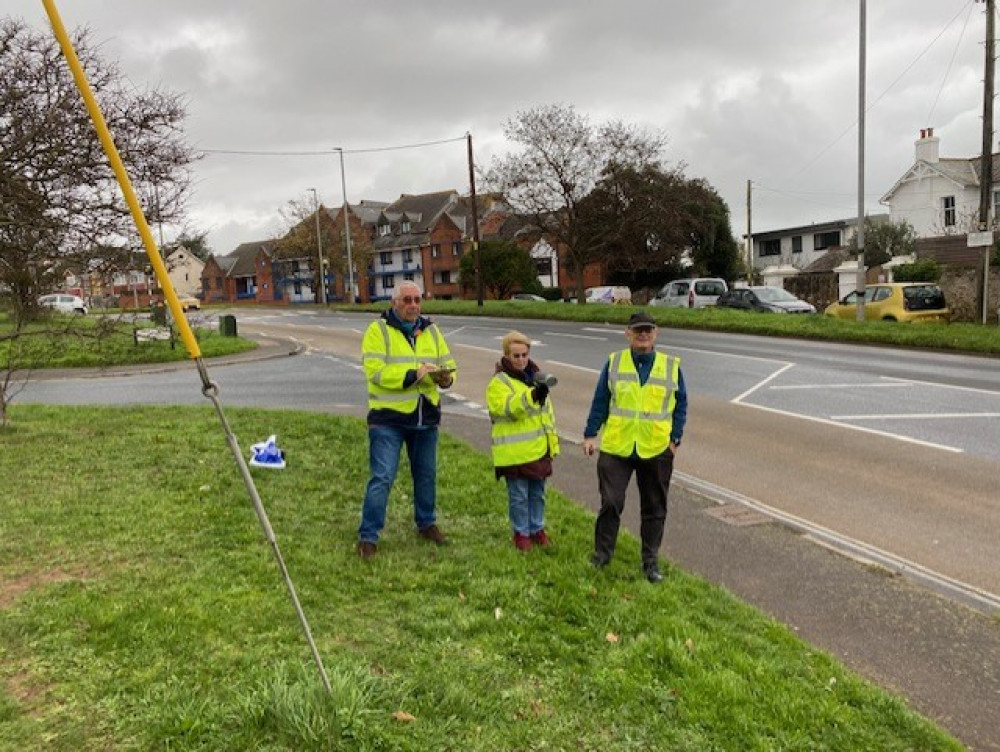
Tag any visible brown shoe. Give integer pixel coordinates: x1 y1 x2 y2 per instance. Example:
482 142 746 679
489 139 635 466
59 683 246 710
418 524 447 545
357 541 377 559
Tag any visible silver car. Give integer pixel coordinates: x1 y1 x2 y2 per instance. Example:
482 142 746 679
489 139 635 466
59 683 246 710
649 278 728 308
38 294 88 315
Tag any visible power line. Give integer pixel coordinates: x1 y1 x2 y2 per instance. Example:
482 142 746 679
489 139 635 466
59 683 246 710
926 1 977 125
200 135 467 158
787 0 977 182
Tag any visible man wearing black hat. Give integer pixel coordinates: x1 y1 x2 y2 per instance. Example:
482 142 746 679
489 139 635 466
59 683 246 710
582 311 687 583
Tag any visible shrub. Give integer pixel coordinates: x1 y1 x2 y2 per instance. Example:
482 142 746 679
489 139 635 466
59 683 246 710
893 259 941 282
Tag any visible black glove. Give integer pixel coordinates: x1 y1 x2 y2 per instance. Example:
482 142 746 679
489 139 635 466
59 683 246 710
532 383 549 405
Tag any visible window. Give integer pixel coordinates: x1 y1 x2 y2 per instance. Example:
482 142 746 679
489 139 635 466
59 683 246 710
791 235 802 254
942 196 956 227
872 287 892 302
401 220 411 233
402 249 413 263
437 270 451 285
379 252 392 266
994 190 1000 221
431 244 441 258
760 239 780 256
535 257 552 276
452 242 462 256
382 275 394 289
814 231 841 250
378 224 391 237
404 273 415 282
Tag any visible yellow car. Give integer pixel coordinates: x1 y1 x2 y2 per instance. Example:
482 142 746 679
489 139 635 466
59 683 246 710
178 296 201 312
824 283 950 323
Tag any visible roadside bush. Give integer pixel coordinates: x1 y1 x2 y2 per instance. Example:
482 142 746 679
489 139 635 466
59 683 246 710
893 259 941 282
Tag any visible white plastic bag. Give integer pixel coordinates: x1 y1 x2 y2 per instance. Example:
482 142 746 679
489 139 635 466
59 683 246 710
249 434 286 469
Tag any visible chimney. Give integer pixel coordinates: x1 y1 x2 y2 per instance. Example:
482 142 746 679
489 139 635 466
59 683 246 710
915 127 939 163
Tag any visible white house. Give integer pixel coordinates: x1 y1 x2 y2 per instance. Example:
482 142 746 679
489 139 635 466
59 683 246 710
165 246 205 298
880 127 1000 236
751 215 887 273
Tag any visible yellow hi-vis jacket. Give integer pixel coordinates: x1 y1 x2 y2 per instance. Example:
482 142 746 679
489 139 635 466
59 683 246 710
487 372 560 468
600 349 680 459
362 317 457 415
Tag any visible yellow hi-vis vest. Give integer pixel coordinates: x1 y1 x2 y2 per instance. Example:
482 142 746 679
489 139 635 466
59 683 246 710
600 349 679 459
362 319 457 413
487 372 560 467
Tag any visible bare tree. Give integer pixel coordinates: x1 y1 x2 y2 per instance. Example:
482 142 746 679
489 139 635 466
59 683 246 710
484 104 666 302
1 16 197 422
1 17 198 313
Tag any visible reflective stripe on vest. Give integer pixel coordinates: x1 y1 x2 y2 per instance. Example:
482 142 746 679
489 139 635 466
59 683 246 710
600 349 679 459
487 372 559 467
365 320 455 412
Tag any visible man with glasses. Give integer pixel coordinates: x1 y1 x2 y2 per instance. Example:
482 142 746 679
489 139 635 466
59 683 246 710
582 312 687 583
357 282 457 558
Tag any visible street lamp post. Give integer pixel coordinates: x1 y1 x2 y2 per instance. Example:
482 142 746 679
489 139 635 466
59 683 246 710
309 187 326 305
334 148 354 303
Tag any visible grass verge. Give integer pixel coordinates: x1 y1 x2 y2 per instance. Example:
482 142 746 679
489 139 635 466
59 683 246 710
336 299 1000 357
0 314 257 369
0 405 962 751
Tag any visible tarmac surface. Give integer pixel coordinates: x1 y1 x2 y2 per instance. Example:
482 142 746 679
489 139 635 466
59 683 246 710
28 334 1000 750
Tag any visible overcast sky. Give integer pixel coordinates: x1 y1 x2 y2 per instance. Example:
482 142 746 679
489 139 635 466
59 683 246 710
8 1 995 255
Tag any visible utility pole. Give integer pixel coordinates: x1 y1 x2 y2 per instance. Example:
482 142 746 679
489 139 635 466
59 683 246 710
335 148 355 304
855 0 868 322
745 179 753 282
309 188 326 305
467 132 484 307
976 0 995 324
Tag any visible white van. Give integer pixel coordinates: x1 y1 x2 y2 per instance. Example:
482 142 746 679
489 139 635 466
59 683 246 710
649 278 728 308
585 286 632 305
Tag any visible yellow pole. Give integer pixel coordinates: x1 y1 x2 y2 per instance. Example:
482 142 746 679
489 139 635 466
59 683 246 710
41 0 201 358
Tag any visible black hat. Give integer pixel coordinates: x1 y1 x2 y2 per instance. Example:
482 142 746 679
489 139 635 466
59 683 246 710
627 312 657 329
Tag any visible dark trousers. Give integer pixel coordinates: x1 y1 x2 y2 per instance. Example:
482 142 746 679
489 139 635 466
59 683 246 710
594 449 674 567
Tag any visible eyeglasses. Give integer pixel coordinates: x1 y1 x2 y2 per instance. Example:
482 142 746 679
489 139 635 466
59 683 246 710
399 296 421 304
509 351 530 359
630 326 655 334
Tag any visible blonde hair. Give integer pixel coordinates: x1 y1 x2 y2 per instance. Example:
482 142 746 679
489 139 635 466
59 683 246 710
501 330 531 357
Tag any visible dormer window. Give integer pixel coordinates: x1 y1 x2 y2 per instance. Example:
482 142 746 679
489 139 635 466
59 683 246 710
379 224 391 237
401 220 411 233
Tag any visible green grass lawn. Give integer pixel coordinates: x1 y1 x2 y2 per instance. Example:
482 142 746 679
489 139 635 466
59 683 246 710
0 406 963 751
0 313 257 369
338 299 1000 357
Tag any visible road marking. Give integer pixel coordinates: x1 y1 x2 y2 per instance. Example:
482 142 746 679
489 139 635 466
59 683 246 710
734 402 964 452
883 375 1000 396
667 344 789 365
769 382 911 390
564 330 613 340
833 412 1000 420
732 363 795 403
546 360 599 373
676 471 1000 614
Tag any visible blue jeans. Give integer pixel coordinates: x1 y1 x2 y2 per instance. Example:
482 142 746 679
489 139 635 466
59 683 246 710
505 477 546 536
359 425 438 543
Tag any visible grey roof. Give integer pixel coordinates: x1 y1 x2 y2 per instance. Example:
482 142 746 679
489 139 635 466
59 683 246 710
753 214 889 240
881 153 1000 202
220 240 274 277
801 248 851 274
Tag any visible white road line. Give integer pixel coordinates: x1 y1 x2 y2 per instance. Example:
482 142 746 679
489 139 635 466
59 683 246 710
732 363 796 403
561 330 613 340
882 375 1000 396
735 401 964 452
667 345 790 365
545 360 600 373
769 382 911 390
833 412 1000 421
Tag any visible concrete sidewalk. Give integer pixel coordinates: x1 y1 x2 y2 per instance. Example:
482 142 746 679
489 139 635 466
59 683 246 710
441 412 1000 751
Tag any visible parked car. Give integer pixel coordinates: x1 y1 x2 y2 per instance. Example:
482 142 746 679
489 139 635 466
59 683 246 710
178 295 201 312
717 286 816 314
38 294 88 315
585 286 632 305
510 293 546 302
824 283 950 323
649 278 728 308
